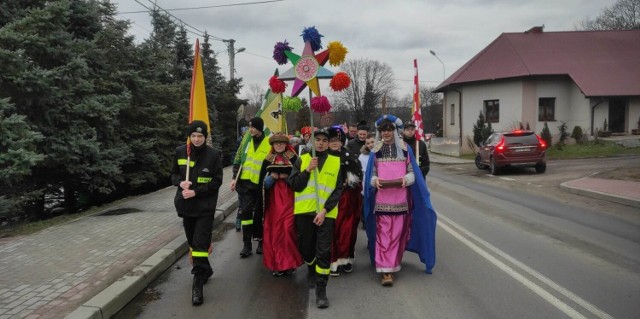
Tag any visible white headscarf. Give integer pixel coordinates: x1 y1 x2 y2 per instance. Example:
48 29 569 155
373 114 407 160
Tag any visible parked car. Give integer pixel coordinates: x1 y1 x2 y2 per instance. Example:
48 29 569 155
475 130 547 175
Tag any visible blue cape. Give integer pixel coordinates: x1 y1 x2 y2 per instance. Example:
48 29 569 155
363 146 437 273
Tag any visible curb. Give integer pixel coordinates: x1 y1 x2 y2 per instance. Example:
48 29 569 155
560 181 640 209
65 198 238 319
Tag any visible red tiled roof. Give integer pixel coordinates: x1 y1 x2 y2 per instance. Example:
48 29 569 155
436 29 640 97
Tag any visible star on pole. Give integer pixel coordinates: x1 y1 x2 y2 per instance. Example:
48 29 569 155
278 41 334 97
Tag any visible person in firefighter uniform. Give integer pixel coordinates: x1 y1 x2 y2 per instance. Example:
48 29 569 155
287 128 344 309
231 117 270 257
171 120 223 305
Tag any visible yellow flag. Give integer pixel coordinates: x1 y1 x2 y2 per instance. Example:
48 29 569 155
189 38 210 129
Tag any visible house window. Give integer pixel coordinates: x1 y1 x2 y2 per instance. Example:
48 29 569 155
484 100 499 123
538 98 555 121
450 104 455 125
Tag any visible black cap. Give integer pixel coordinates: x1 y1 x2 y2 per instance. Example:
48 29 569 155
249 117 264 132
187 120 208 138
403 121 416 128
314 128 330 139
328 126 346 144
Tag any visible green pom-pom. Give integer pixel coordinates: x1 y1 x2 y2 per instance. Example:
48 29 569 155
283 96 302 111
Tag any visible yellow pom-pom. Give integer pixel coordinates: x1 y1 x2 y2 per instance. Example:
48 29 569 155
328 41 348 66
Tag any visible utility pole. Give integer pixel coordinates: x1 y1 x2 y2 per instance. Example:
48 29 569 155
223 39 245 81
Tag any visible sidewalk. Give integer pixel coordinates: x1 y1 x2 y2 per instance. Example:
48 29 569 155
0 168 238 319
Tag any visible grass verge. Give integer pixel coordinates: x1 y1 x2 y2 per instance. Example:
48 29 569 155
547 140 640 159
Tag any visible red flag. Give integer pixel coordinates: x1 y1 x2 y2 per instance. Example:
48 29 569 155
412 59 424 141
187 39 210 156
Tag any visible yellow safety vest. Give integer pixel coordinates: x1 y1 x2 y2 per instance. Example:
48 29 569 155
240 136 271 184
294 153 340 219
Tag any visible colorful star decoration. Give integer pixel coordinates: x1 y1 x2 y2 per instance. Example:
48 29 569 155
271 26 350 115
278 41 333 97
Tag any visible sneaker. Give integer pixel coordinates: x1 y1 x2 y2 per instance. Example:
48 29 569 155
329 270 340 277
255 241 263 255
272 271 284 276
381 273 393 287
284 269 296 276
342 263 353 273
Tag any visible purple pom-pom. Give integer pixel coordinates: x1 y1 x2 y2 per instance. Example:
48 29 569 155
273 40 293 65
301 26 324 52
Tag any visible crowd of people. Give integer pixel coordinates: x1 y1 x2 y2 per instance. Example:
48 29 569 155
171 115 437 308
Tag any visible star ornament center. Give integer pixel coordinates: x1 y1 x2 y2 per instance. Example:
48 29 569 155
295 56 319 82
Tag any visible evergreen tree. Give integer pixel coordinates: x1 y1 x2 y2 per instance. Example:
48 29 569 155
473 111 492 146
174 25 193 82
0 0 131 216
201 32 226 151
541 122 553 147
0 98 45 220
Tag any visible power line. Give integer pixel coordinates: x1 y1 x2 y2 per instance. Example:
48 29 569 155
131 0 224 41
119 0 284 14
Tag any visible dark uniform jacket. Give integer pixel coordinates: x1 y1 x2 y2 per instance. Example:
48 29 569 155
171 144 223 217
402 136 430 177
346 138 365 158
339 147 363 189
287 150 344 214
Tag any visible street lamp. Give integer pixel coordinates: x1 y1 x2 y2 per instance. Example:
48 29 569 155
429 50 445 81
224 39 245 81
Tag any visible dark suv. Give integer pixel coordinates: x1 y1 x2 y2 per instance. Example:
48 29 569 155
475 130 547 175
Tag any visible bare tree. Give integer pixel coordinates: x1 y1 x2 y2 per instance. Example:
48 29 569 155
243 84 265 117
577 0 640 30
336 58 397 124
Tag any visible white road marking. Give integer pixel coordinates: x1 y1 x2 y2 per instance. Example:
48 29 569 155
438 214 614 319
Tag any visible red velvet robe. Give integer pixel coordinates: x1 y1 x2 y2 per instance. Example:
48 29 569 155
262 152 303 272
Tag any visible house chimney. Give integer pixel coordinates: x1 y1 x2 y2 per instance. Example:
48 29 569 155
525 25 544 34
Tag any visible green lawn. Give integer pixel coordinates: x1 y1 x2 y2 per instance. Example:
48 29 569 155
458 140 640 161
546 140 640 159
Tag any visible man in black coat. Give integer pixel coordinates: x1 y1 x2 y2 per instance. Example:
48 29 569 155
171 120 223 306
402 121 430 177
346 120 369 156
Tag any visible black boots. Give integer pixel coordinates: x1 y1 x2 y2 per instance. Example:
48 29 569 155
239 241 252 258
315 285 329 309
255 241 263 255
192 276 204 305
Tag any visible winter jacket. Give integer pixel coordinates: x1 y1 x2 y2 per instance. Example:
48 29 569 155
171 144 223 217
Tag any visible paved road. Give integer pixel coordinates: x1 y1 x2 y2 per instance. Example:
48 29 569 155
2 155 639 319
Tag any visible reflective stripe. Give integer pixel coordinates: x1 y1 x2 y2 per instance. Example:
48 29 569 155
177 158 195 167
294 154 340 218
197 177 212 183
305 258 317 266
316 265 330 275
241 220 254 226
240 138 271 184
191 251 209 257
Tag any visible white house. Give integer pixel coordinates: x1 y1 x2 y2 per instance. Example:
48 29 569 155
434 27 640 156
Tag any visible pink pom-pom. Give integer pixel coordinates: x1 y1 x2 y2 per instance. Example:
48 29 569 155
310 96 332 114
330 72 351 91
269 75 287 93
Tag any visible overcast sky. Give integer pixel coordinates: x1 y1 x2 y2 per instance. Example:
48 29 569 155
114 0 615 100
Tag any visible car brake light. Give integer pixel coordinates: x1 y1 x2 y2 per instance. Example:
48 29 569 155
495 136 505 153
536 135 547 149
